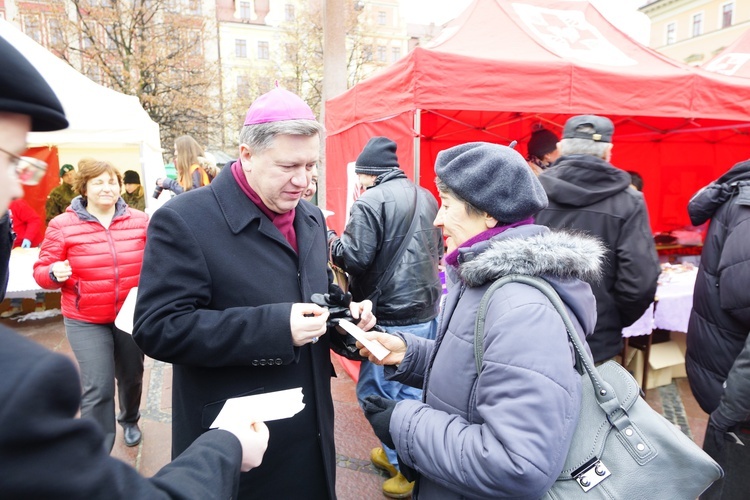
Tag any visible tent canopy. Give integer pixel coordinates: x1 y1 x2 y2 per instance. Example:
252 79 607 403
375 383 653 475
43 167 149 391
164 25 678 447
325 0 750 235
702 26 750 79
0 19 165 214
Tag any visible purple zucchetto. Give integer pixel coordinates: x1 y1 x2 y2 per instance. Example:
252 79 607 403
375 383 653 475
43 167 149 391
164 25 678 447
243 86 315 126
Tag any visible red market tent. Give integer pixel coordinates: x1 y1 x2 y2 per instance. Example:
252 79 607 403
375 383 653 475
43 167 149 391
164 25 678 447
324 0 750 236
702 26 750 79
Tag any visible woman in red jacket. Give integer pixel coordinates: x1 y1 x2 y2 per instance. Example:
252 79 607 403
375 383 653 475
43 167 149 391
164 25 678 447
33 158 148 452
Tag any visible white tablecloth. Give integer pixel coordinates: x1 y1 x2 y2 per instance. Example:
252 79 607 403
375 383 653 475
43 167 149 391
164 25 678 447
5 248 49 299
622 269 697 337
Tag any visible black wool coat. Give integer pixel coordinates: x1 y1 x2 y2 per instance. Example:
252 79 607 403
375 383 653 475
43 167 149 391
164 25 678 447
0 325 243 498
133 166 336 499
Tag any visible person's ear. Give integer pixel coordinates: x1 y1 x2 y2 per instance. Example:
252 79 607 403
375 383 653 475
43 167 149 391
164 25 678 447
485 214 498 228
239 144 253 172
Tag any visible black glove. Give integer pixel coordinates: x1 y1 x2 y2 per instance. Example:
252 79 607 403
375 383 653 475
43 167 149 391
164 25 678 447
397 455 418 482
706 410 737 453
362 395 396 449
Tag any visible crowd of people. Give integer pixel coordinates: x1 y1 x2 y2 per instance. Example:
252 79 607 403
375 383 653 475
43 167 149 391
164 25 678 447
1 26 748 500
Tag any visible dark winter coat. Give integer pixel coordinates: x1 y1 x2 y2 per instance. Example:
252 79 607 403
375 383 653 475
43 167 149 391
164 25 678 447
133 166 337 499
0 325 245 498
45 181 76 224
536 154 660 362
329 169 443 326
686 160 750 417
386 225 603 499
0 213 12 301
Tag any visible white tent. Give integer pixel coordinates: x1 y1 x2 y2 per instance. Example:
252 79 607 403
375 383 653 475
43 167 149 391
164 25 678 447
0 19 166 210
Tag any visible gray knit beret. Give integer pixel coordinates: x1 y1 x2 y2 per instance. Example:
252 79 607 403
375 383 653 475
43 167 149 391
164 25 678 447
354 137 399 176
435 142 548 223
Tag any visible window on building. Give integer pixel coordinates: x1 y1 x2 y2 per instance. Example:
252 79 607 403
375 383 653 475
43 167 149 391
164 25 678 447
187 29 202 56
377 45 386 62
258 41 269 59
285 43 296 62
240 1 252 19
85 65 102 84
48 17 64 46
105 25 117 49
666 22 676 45
378 11 386 25
235 39 247 58
187 0 201 15
165 0 180 13
722 3 734 29
392 46 401 62
692 13 703 37
285 4 295 21
237 75 250 98
23 15 42 44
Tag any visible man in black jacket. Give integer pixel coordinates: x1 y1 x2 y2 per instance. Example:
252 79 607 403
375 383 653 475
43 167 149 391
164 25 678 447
536 115 660 363
686 161 750 499
329 136 443 498
0 34 269 499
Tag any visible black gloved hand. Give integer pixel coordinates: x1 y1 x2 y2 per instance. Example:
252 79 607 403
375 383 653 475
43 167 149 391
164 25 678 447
706 409 736 453
362 395 397 449
397 455 418 482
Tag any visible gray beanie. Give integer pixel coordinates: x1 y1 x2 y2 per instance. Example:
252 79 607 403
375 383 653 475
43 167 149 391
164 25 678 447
435 142 548 223
354 137 399 176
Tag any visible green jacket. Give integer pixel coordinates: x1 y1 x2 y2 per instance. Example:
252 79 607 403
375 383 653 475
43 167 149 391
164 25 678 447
122 187 146 212
45 183 76 224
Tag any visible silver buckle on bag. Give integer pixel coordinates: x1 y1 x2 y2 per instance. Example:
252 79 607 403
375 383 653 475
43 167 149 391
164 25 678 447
572 457 611 492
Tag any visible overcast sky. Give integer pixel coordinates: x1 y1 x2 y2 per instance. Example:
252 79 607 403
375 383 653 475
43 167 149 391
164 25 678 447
401 0 651 44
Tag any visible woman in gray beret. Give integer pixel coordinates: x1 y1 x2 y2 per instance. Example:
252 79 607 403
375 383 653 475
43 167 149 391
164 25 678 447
359 142 605 499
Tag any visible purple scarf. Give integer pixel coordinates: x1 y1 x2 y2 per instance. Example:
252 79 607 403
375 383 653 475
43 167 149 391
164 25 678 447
231 161 297 253
444 217 534 268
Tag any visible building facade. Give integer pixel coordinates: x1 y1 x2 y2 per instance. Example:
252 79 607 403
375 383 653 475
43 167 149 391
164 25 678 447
640 0 750 65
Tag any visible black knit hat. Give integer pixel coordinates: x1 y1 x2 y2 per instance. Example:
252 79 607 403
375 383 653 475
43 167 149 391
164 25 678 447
123 170 141 184
435 142 548 224
354 137 399 176
563 115 614 143
527 127 559 159
0 36 68 132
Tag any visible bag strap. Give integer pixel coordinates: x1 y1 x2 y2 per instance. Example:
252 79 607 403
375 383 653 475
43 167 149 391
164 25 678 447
473 274 622 414
371 186 421 292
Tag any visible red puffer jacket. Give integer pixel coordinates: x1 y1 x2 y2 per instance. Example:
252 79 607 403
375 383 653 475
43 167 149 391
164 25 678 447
33 198 148 324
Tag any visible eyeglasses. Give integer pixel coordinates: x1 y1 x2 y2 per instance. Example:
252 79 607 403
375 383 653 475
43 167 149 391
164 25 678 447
0 146 48 186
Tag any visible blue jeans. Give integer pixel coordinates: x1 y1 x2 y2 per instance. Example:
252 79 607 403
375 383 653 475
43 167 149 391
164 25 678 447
357 319 438 469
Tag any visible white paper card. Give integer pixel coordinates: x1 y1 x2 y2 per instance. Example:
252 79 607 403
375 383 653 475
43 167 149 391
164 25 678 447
337 319 390 361
115 287 138 334
210 388 305 429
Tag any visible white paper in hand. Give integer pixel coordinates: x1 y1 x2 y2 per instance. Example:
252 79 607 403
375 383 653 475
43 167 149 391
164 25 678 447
337 319 390 360
210 387 305 430
114 287 138 334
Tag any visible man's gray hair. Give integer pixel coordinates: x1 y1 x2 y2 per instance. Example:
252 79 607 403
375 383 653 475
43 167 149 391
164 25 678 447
239 119 325 154
558 137 611 159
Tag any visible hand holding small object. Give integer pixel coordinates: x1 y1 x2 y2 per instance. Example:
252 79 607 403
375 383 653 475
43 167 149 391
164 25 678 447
290 303 329 346
52 260 72 282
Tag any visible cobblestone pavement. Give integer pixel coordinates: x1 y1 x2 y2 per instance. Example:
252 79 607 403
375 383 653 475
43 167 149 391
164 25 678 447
1 312 708 500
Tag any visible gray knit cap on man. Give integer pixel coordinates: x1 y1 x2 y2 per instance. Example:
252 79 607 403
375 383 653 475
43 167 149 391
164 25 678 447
536 114 660 363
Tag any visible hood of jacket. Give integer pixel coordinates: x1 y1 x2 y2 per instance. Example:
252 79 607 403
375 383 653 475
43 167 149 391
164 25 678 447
455 225 604 336
371 168 406 187
540 154 631 207
689 160 750 226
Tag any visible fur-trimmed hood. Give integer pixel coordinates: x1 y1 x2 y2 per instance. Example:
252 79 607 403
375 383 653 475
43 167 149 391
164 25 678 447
456 225 605 288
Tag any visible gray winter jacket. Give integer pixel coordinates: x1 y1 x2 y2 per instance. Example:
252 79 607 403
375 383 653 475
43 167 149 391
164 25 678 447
686 160 750 420
385 225 603 499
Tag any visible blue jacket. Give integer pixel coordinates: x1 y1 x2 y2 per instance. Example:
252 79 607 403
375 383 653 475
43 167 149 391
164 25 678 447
386 225 603 499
